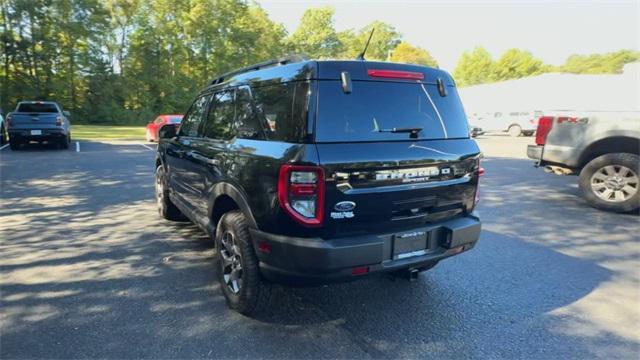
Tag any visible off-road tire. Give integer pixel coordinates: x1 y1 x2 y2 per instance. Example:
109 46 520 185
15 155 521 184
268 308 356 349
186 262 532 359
579 153 640 213
215 210 271 316
155 165 187 221
508 125 522 137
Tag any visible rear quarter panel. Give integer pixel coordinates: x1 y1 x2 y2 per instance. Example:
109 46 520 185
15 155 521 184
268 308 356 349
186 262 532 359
222 139 320 236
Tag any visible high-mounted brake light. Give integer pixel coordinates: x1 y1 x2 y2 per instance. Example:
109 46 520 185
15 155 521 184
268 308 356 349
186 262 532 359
278 165 325 227
367 69 424 80
535 116 554 145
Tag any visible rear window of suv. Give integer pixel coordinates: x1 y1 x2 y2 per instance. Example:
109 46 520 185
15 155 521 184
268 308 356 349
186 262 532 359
17 103 58 113
315 81 470 142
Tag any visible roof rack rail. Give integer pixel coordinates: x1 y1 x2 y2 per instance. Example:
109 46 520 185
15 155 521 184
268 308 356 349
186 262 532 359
209 55 308 86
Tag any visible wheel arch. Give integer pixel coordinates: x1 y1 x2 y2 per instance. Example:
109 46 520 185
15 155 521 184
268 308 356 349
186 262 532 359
578 136 640 168
155 155 163 170
208 182 258 234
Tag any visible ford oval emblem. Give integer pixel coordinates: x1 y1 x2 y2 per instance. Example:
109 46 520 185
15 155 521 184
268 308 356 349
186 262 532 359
334 201 356 212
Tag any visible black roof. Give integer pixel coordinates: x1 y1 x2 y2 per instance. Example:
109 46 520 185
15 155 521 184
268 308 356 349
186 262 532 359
204 57 455 92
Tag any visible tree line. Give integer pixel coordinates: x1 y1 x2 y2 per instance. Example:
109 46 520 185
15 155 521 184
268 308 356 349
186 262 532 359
453 47 639 87
1 1 638 124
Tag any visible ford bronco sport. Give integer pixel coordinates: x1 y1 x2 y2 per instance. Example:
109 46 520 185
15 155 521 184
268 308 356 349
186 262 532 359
155 57 483 314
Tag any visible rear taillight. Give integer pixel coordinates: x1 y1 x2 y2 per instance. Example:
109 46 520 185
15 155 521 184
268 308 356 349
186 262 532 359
535 116 554 145
367 69 425 80
55 116 63 126
278 165 325 227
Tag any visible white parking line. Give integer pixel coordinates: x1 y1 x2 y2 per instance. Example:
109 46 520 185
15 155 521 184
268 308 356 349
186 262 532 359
0 144 9 151
139 143 155 151
75 142 80 152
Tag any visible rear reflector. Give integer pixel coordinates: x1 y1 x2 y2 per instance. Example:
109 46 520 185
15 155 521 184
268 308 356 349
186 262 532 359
367 69 424 80
257 241 272 254
351 266 370 276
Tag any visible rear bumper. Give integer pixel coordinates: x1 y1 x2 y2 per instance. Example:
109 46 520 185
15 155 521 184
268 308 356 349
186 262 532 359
9 128 67 141
250 213 481 285
527 145 543 161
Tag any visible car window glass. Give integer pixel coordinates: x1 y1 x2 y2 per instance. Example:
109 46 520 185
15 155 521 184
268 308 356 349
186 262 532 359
316 80 469 142
179 95 209 137
204 90 235 140
234 86 263 140
251 81 309 142
17 103 58 113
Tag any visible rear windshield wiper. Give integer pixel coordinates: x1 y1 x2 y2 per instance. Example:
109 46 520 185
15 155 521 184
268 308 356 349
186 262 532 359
372 118 422 138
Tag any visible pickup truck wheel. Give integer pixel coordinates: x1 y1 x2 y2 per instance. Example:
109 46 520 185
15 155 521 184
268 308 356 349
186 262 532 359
9 138 21 151
215 210 270 316
508 125 522 137
579 153 640 213
155 165 187 221
0 124 6 145
60 134 70 149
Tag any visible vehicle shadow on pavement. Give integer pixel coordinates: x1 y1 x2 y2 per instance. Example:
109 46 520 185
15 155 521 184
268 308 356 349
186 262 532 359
252 230 622 358
1 145 637 359
249 156 638 358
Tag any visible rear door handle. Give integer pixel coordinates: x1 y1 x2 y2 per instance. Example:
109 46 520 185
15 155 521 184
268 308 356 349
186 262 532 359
188 151 220 166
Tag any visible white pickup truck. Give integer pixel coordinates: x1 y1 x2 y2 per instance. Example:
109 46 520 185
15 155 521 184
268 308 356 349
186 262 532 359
527 111 640 213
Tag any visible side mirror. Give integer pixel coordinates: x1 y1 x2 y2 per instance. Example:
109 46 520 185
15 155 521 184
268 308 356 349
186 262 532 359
63 111 71 117
159 123 179 139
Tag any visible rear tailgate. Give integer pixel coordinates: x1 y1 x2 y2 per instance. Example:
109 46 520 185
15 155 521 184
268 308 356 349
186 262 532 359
9 113 59 129
317 140 480 236
313 70 480 237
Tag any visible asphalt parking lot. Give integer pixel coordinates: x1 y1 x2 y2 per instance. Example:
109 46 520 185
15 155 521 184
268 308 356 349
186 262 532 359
1 136 638 359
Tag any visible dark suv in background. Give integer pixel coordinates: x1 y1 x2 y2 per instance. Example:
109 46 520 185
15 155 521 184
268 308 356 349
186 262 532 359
155 57 483 315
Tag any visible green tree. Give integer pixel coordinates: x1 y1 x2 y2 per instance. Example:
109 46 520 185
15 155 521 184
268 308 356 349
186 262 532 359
560 50 640 74
491 48 547 81
289 7 341 59
340 21 401 60
453 47 494 87
390 41 437 67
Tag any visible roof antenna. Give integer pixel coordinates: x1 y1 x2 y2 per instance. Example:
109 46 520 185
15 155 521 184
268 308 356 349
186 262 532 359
356 28 375 61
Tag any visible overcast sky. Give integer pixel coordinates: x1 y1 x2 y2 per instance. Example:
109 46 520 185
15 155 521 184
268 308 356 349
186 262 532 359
257 0 640 71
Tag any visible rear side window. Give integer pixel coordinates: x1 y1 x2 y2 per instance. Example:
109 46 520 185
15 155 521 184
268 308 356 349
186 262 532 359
315 81 469 142
234 86 263 140
204 90 235 140
17 103 58 113
251 81 310 142
179 95 210 137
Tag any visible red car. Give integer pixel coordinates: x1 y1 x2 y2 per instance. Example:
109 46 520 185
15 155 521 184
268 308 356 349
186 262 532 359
146 115 183 142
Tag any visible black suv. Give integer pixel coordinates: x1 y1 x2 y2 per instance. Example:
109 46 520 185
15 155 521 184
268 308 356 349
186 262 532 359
155 57 482 314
